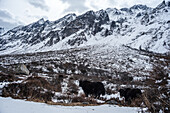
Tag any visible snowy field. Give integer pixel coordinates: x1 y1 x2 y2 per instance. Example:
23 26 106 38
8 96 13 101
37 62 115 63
0 97 140 113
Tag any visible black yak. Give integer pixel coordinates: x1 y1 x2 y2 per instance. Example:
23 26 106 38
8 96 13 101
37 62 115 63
119 88 131 97
119 88 142 103
92 82 105 98
79 80 93 97
79 80 105 98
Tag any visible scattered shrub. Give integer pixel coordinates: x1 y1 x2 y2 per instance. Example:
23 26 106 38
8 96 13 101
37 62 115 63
2 76 55 102
72 96 87 103
143 58 169 113
0 72 17 82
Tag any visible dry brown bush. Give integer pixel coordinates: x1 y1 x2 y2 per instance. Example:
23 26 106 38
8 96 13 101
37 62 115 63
2 76 55 102
72 96 88 103
67 79 79 95
0 72 17 82
47 66 54 72
49 75 62 92
143 57 170 113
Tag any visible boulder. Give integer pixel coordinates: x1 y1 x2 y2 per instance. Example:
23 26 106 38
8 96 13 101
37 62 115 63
106 100 118 105
16 64 30 75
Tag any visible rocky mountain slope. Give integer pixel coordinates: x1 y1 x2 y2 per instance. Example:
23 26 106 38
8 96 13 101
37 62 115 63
0 1 170 55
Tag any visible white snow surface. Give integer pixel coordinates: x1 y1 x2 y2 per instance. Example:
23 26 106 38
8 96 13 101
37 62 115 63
0 97 140 113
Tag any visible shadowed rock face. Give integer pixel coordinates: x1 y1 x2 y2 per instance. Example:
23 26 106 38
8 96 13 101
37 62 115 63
61 10 109 38
45 31 60 46
130 5 150 10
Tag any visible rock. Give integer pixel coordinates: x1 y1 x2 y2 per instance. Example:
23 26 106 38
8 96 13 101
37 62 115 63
45 31 60 46
141 13 149 25
68 36 87 46
16 64 30 75
92 23 103 35
110 21 116 30
136 13 142 17
155 0 166 10
117 72 133 82
106 100 118 105
168 1 170 7
82 102 89 105
130 5 150 10
103 29 112 37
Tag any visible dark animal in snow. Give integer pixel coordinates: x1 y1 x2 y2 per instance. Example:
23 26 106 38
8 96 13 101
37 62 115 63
119 88 142 103
79 80 105 98
119 88 131 97
92 82 105 98
79 80 93 97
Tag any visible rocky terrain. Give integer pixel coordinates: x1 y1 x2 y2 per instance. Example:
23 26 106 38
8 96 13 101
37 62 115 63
0 44 169 112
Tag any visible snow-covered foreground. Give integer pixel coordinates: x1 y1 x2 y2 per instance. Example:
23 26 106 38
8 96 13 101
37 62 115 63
0 97 140 113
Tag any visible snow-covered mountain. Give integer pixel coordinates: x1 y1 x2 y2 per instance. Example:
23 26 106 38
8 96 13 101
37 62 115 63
0 1 170 55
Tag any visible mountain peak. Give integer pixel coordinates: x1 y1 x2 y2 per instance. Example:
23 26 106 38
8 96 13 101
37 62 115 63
64 13 76 18
106 8 122 15
155 0 166 9
53 13 76 25
37 18 45 25
130 4 150 10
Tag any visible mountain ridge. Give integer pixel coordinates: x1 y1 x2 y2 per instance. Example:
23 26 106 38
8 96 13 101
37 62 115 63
0 1 170 55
